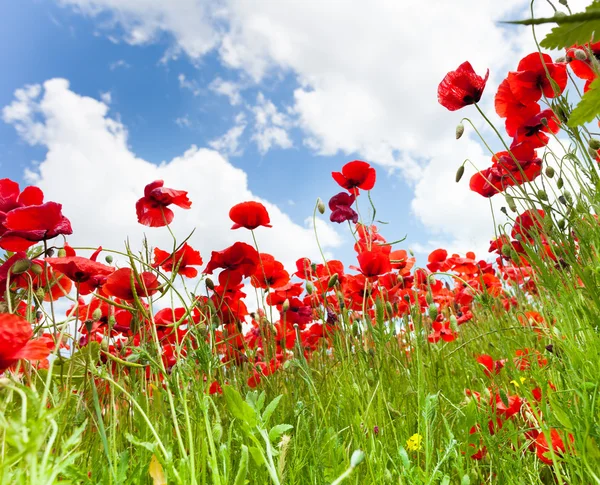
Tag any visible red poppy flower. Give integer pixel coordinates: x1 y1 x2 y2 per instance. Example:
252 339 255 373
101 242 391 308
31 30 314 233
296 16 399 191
103 267 160 301
512 209 545 240
203 242 260 284
535 429 573 464
567 42 600 89
0 313 51 373
229 201 272 230
250 253 290 289
153 243 203 278
437 61 489 111
332 160 376 195
476 354 506 377
0 202 73 251
427 248 449 272
356 250 391 278
46 252 114 295
495 78 541 136
329 192 358 224
508 53 568 104
136 180 191 227
0 179 44 213
427 320 456 343
514 109 561 148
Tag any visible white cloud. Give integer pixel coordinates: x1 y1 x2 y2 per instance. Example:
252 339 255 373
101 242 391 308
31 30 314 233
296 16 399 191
55 0 592 253
250 93 292 154
209 77 243 106
175 115 191 127
2 79 342 272
177 73 202 96
209 113 246 156
109 59 130 70
99 91 112 104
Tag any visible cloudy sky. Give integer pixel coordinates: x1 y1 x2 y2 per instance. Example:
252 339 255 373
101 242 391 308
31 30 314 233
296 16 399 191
0 0 589 270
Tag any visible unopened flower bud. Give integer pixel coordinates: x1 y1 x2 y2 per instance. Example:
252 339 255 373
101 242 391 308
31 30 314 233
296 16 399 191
306 281 314 295
505 194 517 213
35 287 45 299
455 122 465 139
92 308 103 321
425 292 434 305
557 219 566 230
45 248 55 257
540 117 548 127
385 301 394 317
501 244 512 257
588 146 599 159
557 177 564 189
589 139 600 150
428 304 438 320
561 191 573 205
327 273 338 288
11 258 32 275
205 278 215 290
105 255 113 264
57 248 67 258
574 49 587 60
537 190 548 201
30 263 43 276
558 0 568 5
84 319 94 333
545 166 555 178
500 206 508 215
317 198 326 215
350 450 365 468
282 298 290 312
555 56 566 63
455 165 465 183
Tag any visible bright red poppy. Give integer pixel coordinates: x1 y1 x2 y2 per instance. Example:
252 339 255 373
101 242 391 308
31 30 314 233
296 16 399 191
427 320 456 343
0 202 73 251
495 78 541 136
0 313 51 373
508 53 568 104
437 61 489 111
332 160 376 195
203 242 260 285
229 201 272 230
46 252 114 295
514 109 561 148
136 180 191 227
511 209 545 240
153 243 203 278
329 192 358 224
0 179 44 213
250 253 290 289
535 429 573 464
567 42 600 90
103 267 160 301
356 250 391 278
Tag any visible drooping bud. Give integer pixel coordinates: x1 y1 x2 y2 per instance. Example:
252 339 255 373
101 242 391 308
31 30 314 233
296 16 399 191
557 219 566 230
316 198 326 215
57 248 67 258
500 206 508 215
385 301 394 317
45 248 55 258
589 139 600 150
30 263 43 276
557 177 564 189
558 0 568 5
428 304 438 320
537 190 548 201
560 191 573 206
455 165 465 183
505 194 517 213
455 122 465 140
555 56 567 63
92 308 103 321
574 49 587 61
105 255 113 264
10 258 32 275
306 281 314 295
449 315 459 332
545 166 555 178
205 278 215 291
84 319 94 333
327 273 338 288
425 292 434 305
282 298 290 312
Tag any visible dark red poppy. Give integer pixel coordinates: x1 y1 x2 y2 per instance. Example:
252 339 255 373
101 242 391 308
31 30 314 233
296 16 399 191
356 250 391 278
153 243 203 278
508 53 568 104
329 192 358 224
136 180 191 227
103 267 160 301
332 160 376 195
495 78 541 136
229 201 272 230
437 61 489 111
0 313 51 373
203 242 260 284
514 109 561 148
0 202 72 251
46 252 114 295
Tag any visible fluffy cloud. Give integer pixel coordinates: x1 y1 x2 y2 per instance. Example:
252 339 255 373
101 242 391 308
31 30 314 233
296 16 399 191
54 0 592 254
2 79 342 272
209 113 247 156
250 93 293 154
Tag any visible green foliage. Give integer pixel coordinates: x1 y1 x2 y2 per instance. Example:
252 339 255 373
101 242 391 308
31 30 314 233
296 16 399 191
540 2 600 50
568 77 600 127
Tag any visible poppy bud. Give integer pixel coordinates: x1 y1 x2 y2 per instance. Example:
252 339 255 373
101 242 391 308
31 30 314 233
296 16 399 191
540 117 548 127
501 244 512 257
10 258 32 275
403 294 411 302
57 248 67 258
30 263 43 276
537 190 548 201
45 248 55 257
327 273 338 288
449 315 459 332
500 206 508 215
560 191 573 205
84 319 94 333
428 304 438 320
92 308 102 321
455 122 465 139
317 198 326 215
425 292 433 305
574 49 587 60
505 194 517 213
557 177 564 189
105 255 113 264
589 139 600 150
588 146 599 159
306 281 314 295
557 219 566 230
350 450 365 468
545 166 555 178
282 298 290 312
455 165 465 183
35 288 45 299
205 277 215 290
385 301 394 317
555 56 566 63
558 0 567 5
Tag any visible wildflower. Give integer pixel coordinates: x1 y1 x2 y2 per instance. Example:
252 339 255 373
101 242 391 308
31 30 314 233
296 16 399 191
495 78 541 136
0 313 51 373
535 429 573 464
136 180 191 227
437 61 489 111
103 267 160 301
46 248 114 295
153 243 203 278
406 433 423 451
203 242 260 285
332 160 376 195
356 250 391 278
229 201 272 230
508 53 568 104
329 192 358 224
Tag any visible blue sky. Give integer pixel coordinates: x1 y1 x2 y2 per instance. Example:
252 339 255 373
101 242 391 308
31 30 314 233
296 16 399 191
0 0 585 270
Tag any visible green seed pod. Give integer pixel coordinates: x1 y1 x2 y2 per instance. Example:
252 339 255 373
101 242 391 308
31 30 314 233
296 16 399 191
105 255 113 264
385 301 394 317
35 287 45 300
455 165 465 183
282 298 290 312
589 139 600 150
30 263 43 276
557 177 564 189
545 166 555 178
537 190 548 201
316 198 326 215
455 122 465 140
501 244 512 257
57 248 67 258
10 258 32 275
327 273 338 288
205 277 215 290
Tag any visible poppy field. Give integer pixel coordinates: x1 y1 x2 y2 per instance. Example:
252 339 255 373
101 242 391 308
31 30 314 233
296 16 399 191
2 4 600 485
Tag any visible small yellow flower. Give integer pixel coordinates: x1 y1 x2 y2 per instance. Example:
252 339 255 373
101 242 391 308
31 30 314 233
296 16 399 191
510 377 527 388
406 433 423 451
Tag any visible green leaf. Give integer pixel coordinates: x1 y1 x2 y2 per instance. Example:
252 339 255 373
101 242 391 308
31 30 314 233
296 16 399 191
261 394 283 425
223 386 258 427
233 445 249 485
541 3 600 50
248 446 266 467
568 77 600 127
268 424 293 442
125 432 157 453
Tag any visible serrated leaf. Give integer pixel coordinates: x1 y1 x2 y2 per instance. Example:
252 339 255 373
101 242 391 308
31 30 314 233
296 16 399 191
268 423 293 442
568 77 600 127
149 454 167 485
125 432 157 453
233 445 249 485
261 394 283 425
541 3 600 50
223 386 258 427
